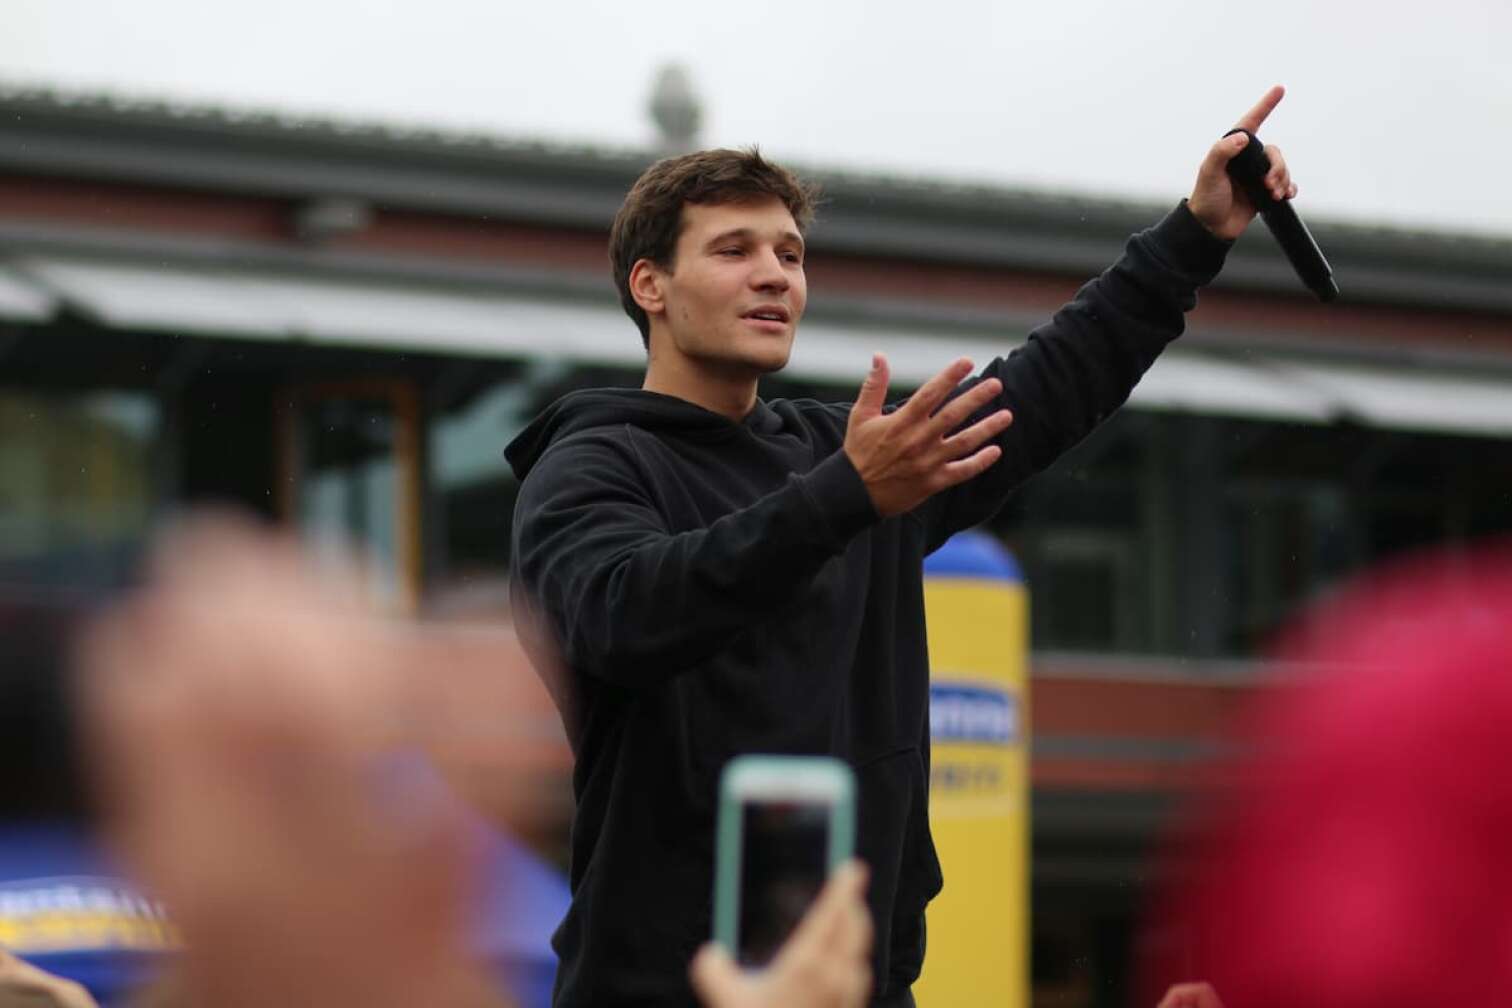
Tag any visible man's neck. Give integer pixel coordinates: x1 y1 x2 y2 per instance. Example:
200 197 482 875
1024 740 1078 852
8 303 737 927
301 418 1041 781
642 354 758 422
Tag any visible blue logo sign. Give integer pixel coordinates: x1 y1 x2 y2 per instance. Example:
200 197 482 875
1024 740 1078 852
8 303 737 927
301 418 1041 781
930 683 1019 745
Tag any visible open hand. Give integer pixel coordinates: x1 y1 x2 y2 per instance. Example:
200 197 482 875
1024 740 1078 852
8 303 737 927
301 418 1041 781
1188 86 1297 241
843 354 1014 518
79 518 511 1008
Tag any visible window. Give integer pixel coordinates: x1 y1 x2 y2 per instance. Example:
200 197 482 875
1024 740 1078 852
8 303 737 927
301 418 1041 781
0 389 158 563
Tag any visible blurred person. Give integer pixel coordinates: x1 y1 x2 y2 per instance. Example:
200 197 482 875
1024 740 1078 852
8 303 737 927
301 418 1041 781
71 520 872 1008
1139 539 1512 1007
0 568 176 1007
507 89 1299 1005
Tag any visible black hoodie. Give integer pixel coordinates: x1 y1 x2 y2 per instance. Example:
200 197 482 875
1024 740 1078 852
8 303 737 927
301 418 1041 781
506 203 1229 1006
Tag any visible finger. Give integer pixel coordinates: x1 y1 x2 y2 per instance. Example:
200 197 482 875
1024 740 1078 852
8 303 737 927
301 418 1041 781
845 961 874 1008
926 377 1002 436
939 444 1003 486
939 409 1014 459
837 885 874 965
899 358 974 421
688 944 742 1003
779 860 865 962
1202 130 1251 175
57 979 102 1008
831 861 871 964
1159 982 1223 1008
1234 84 1285 134
1263 144 1290 200
851 353 890 422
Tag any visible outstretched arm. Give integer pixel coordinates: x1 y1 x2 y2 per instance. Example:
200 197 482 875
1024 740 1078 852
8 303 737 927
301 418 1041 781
901 87 1297 543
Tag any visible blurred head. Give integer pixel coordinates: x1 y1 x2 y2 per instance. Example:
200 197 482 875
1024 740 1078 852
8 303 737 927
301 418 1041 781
1145 540 1512 1008
610 148 818 367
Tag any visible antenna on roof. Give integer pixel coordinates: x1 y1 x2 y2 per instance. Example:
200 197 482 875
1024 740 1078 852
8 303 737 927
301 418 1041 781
648 63 702 154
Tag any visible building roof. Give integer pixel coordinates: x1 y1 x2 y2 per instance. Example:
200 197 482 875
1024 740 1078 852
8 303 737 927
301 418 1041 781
1 82 1509 314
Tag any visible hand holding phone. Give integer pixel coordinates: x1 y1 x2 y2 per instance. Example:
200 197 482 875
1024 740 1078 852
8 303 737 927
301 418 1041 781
692 861 872 1008
713 756 856 968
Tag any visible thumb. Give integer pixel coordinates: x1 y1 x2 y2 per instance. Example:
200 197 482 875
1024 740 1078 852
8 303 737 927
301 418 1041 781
689 943 742 1004
1206 129 1251 172
852 353 889 420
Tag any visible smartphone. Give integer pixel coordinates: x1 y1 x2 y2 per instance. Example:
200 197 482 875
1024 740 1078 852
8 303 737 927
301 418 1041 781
713 755 856 967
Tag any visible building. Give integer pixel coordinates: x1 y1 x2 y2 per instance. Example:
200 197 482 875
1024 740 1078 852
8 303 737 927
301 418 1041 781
3 84 1509 1005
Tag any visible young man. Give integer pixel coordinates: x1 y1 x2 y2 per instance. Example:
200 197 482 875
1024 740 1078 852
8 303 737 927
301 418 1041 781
507 89 1297 1006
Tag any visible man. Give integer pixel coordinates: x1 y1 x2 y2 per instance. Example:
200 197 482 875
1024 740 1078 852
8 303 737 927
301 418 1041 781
507 88 1297 1006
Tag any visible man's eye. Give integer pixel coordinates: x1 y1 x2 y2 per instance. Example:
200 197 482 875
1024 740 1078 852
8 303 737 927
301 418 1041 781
782 252 803 264
718 248 744 257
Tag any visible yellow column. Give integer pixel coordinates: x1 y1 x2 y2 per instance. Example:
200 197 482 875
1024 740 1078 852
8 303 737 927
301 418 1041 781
915 532 1029 1008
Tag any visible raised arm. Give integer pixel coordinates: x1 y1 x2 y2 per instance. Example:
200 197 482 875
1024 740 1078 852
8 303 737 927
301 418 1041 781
904 87 1296 542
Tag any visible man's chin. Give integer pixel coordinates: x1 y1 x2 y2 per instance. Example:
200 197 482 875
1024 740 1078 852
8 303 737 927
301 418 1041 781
697 347 792 380
753 351 791 375
747 339 795 375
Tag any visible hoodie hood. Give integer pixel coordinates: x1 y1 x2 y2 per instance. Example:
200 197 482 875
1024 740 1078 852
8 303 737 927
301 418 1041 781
505 388 786 481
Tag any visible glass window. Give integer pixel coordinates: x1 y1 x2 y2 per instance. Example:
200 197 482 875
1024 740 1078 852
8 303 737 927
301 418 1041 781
283 384 420 612
425 361 643 609
0 389 158 563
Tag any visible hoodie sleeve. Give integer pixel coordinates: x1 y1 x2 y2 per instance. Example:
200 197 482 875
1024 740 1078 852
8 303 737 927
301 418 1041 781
913 201 1230 549
512 432 879 688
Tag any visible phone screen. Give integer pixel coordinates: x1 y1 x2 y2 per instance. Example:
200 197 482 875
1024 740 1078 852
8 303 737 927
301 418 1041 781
737 799 831 967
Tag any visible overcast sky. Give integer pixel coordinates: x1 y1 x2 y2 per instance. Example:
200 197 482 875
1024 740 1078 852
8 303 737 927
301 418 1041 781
4 0 1509 236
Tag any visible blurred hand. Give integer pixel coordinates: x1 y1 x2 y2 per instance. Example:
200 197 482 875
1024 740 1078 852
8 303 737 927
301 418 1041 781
0 948 100 1008
79 517 514 1008
1187 86 1297 241
688 861 873 1008
1157 981 1226 1008
844 354 1014 517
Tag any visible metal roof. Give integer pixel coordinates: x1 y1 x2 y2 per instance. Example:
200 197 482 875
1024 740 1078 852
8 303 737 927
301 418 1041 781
0 81 1509 312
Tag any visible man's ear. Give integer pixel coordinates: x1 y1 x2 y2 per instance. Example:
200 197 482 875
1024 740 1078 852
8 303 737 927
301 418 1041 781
628 259 667 318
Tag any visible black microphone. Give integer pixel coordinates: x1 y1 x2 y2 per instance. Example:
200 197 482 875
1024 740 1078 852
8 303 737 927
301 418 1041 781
1222 127 1339 302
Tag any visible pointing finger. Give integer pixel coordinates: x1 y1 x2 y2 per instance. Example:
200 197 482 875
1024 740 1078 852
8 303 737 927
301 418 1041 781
1234 84 1285 134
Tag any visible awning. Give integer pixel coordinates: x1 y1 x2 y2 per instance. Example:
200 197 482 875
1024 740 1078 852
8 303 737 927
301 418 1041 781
0 265 54 320
1264 358 1512 437
16 256 648 367
14 254 1512 437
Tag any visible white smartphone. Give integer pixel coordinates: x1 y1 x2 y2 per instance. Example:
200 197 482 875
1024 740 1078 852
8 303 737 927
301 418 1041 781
712 755 856 967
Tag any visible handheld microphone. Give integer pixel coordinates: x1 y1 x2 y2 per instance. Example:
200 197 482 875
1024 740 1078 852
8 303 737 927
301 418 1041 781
1223 128 1339 302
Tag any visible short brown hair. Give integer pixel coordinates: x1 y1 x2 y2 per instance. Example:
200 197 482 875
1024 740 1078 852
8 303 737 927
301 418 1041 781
609 147 820 347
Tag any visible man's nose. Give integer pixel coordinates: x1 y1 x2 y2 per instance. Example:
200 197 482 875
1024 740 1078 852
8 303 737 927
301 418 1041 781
749 249 789 291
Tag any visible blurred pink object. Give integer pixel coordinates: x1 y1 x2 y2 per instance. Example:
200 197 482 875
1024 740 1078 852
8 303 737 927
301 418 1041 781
1143 539 1512 1008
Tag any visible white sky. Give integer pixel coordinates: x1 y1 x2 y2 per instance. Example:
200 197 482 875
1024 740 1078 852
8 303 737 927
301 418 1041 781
4 0 1510 236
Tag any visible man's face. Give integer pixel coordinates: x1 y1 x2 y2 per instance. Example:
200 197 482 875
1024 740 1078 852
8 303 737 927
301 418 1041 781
646 197 807 378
